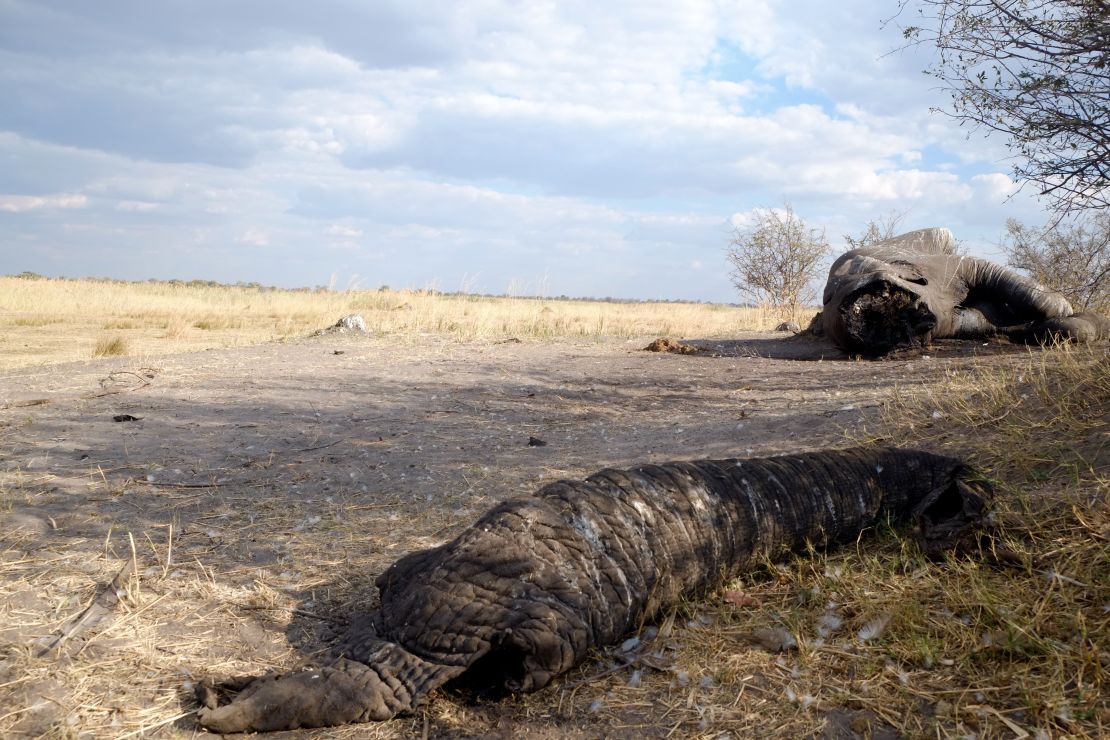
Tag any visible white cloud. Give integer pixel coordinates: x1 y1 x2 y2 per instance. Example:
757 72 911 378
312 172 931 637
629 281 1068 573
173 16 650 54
0 193 88 212
0 0 1059 301
326 224 363 237
237 228 270 247
971 173 1020 200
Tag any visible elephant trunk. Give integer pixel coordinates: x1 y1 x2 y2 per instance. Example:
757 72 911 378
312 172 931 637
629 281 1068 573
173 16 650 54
196 447 989 733
1003 312 1110 344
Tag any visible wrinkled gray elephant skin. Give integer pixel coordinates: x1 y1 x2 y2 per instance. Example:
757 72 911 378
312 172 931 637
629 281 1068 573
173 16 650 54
197 447 987 732
815 227 1109 355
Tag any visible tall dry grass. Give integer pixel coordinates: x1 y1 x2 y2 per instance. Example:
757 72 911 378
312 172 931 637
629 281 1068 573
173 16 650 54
0 276 798 370
91 336 129 358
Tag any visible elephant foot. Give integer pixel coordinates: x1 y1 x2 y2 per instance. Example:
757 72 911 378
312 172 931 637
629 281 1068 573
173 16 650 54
840 282 936 355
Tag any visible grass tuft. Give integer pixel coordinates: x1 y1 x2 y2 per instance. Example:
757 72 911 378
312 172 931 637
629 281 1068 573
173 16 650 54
91 335 129 358
10 314 64 327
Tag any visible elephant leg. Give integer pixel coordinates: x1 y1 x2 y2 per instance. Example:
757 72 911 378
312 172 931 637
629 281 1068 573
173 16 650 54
196 642 466 732
1005 312 1110 345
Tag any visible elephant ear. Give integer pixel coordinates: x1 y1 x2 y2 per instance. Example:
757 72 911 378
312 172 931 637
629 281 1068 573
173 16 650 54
870 227 958 257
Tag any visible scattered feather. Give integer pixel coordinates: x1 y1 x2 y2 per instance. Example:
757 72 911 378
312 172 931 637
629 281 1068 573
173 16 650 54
816 613 843 638
884 661 910 686
857 613 891 643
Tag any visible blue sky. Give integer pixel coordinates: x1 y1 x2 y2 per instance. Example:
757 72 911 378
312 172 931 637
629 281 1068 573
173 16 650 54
0 0 1045 302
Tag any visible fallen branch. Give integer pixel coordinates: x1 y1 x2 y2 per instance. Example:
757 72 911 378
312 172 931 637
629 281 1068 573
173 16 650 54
294 439 344 453
1 368 159 410
36 559 136 657
0 398 51 410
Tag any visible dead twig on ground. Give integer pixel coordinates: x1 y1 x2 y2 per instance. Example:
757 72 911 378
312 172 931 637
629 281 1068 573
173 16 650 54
231 603 341 622
36 558 136 657
1 368 159 410
294 439 344 453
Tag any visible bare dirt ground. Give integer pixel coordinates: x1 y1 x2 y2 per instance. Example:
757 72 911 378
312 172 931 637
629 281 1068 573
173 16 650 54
0 331 1040 738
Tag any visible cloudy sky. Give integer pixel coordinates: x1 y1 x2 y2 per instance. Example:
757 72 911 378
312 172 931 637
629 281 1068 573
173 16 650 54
0 0 1044 302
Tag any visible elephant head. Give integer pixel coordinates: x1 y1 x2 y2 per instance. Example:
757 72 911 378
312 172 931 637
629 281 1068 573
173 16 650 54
816 227 1089 355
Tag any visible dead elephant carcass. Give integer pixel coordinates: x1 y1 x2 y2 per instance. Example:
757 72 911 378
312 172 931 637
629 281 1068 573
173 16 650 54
814 227 1109 355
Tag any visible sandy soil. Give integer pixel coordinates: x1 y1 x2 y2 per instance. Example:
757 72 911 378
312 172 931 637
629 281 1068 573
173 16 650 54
0 330 1032 738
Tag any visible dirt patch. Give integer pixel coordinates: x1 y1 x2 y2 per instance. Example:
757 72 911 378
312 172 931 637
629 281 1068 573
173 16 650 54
0 332 1040 737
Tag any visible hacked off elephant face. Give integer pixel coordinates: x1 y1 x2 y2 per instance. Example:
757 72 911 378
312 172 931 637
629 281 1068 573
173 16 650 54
821 262 939 356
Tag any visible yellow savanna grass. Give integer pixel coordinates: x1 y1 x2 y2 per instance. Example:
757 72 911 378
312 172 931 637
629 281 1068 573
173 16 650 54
91 335 129 358
0 276 804 370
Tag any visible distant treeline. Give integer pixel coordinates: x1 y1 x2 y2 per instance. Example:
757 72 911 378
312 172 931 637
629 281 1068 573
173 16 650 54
8 271 748 307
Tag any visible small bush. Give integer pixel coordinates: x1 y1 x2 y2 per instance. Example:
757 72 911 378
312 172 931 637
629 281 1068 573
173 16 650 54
1004 215 1110 310
193 316 242 330
92 336 129 357
726 203 829 318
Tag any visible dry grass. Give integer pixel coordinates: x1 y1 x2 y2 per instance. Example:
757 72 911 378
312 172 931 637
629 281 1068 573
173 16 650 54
96 351 1110 737
11 315 65 328
684 346 1109 738
91 335 129 358
0 276 795 370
